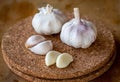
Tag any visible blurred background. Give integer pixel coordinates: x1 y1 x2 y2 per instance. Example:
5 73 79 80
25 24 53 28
0 0 120 82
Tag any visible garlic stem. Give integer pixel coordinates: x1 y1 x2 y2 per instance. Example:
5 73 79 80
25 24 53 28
46 4 53 14
74 8 81 23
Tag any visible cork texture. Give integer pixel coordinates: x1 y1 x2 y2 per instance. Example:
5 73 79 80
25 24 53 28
3 50 116 82
1 16 115 80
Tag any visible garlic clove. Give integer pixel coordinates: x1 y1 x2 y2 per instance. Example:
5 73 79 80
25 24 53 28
60 8 97 48
25 35 45 48
56 53 73 68
45 51 61 66
32 4 68 35
29 40 53 55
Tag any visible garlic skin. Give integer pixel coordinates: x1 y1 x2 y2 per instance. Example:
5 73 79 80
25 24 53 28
25 35 45 48
32 4 67 35
60 8 97 48
56 53 73 68
29 40 53 55
45 51 61 66
25 35 53 55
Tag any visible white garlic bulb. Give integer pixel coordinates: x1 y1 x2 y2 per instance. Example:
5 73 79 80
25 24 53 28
60 8 97 48
32 4 67 35
25 35 53 55
56 53 73 68
45 51 61 66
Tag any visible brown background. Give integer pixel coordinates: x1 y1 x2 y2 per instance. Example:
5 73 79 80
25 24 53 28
0 0 120 82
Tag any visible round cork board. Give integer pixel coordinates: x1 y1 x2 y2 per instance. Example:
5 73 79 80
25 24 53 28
1 16 115 80
3 50 116 82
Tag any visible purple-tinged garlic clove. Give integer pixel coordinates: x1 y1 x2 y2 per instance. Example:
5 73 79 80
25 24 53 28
25 35 46 48
29 40 53 55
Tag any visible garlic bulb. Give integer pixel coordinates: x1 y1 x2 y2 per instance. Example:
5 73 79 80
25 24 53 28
32 4 67 35
45 51 61 66
56 53 73 68
25 35 53 55
60 8 97 48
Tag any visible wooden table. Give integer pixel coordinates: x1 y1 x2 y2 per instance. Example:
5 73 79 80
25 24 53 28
0 0 120 82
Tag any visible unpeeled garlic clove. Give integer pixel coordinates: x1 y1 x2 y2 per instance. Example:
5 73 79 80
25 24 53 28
29 40 53 55
60 8 97 48
25 35 45 48
45 51 61 66
56 53 73 68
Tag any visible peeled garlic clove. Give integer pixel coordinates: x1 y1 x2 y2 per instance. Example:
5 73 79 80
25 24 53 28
29 40 53 55
60 8 97 48
56 53 73 68
25 35 45 48
32 4 68 35
45 51 61 66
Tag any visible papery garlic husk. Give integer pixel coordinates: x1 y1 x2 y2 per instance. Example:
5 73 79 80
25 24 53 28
25 35 45 48
56 53 73 68
45 51 61 66
60 8 97 48
29 40 53 55
32 4 68 35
